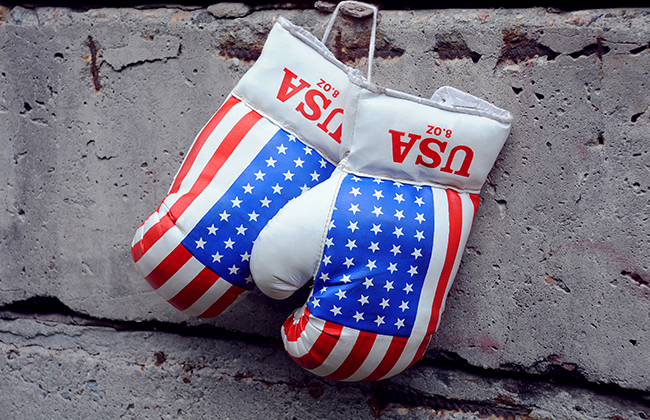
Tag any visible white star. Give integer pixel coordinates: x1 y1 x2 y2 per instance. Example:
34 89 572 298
370 224 382 235
368 242 380 253
350 187 362 197
358 295 369 305
246 275 253 284
287 135 297 142
254 170 266 181
395 319 405 329
224 238 235 249
265 156 277 167
349 203 360 214
345 239 357 250
393 181 403 188
277 144 287 154
414 196 424 206
272 184 283 194
415 213 426 223
362 278 374 289
300 184 310 194
404 283 414 294
393 227 404 238
240 251 251 262
294 157 304 167
236 224 247 235
212 252 223 263
372 206 383 217
195 238 206 249
310 171 321 182
303 146 313 155
380 298 390 309
343 257 354 268
312 298 320 308
412 248 423 259
330 305 342 316
260 197 271 207
399 301 410 312
372 189 384 200
351 176 362 182
366 259 377 270
390 245 401 256
320 272 330 281
231 197 243 208
341 274 352 283
408 265 419 277
348 221 359 232
283 170 294 181
319 286 328 294
384 280 395 291
242 183 254 194
207 225 218 235
335 289 347 300
322 255 332 266
353 311 365 322
387 263 398 274
373 178 383 184
324 237 334 248
248 211 259 222
414 230 425 241
374 316 385 326
228 265 239 275
219 211 230 221
319 158 328 168
394 193 405 203
394 210 405 221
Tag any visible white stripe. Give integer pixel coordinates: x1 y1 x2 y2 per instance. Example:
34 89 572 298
432 192 476 331
342 334 393 381
156 257 206 300
307 326 360 378
133 223 186 279
409 187 449 339
165 101 253 207
183 278 245 317
282 309 325 359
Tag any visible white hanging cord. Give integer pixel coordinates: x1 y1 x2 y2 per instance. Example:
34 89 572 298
322 1 378 83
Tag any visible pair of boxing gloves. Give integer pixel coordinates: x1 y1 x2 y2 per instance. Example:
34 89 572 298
132 1 512 381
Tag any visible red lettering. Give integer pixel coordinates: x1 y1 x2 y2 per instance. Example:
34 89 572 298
440 145 474 177
296 89 331 121
390 130 421 163
415 138 447 168
276 68 311 103
317 108 344 144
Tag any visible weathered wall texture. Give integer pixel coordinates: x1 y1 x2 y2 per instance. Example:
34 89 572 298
0 3 649 418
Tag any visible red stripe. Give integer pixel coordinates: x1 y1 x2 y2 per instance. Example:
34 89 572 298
198 283 247 318
291 321 343 370
469 193 480 215
144 244 193 290
168 267 221 311
132 109 263 263
325 330 376 381
426 189 463 335
169 96 241 195
283 307 311 343
362 336 409 381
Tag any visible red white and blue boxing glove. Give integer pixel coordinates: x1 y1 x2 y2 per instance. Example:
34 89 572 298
131 3 378 318
250 75 512 380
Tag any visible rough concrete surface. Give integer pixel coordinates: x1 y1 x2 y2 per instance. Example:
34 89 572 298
0 3 649 418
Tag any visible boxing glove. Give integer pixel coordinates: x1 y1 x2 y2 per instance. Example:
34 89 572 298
131 3 378 318
250 75 512 380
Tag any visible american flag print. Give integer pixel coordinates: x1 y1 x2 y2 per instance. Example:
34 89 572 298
132 96 335 317
282 173 480 381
